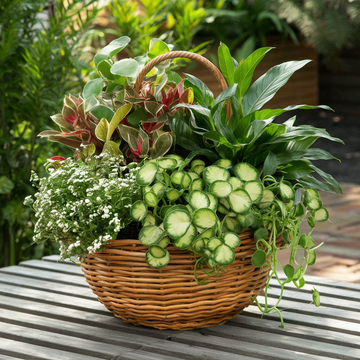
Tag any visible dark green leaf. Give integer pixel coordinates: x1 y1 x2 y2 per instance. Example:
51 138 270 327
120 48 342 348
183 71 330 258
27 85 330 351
90 105 114 122
127 107 147 128
251 249 267 267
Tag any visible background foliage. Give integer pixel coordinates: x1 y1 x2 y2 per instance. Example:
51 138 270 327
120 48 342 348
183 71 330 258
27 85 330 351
272 0 360 68
0 0 100 267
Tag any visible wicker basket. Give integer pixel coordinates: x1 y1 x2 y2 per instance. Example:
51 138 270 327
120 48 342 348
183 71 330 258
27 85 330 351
81 230 272 330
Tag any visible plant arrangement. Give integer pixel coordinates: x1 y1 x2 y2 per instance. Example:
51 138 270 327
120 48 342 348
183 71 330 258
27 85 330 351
26 37 342 328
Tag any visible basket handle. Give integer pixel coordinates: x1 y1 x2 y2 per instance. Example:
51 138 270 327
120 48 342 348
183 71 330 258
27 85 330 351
134 51 230 119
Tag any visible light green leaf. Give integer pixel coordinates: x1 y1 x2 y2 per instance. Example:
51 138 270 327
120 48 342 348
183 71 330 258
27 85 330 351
83 78 104 99
95 118 109 142
111 59 140 78
107 103 132 141
94 36 131 67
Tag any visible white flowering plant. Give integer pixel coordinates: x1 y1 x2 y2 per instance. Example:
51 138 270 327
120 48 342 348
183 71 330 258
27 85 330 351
24 153 141 261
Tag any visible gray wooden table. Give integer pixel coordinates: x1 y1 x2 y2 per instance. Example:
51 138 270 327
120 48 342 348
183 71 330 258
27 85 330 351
0 255 359 360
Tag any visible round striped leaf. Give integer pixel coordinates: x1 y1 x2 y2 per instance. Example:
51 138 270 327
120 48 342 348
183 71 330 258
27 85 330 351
192 208 217 229
234 162 259 181
214 159 232 169
130 200 147 221
227 189 252 214
279 181 295 201
244 180 263 203
149 245 166 258
223 232 241 249
207 237 223 251
229 177 243 190
139 225 164 246
157 236 170 248
158 157 177 170
164 210 192 239
136 162 158 185
210 180 233 198
152 182 166 198
207 193 218 212
224 216 242 233
214 244 235 266
142 211 156 227
202 165 230 185
314 207 329 222
172 223 197 250
145 248 170 269
306 197 322 211
189 190 210 210
144 191 158 207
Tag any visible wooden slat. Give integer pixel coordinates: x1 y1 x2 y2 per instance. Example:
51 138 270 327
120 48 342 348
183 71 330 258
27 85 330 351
116 340 260 360
0 309 171 355
0 338 107 360
0 265 89 287
231 311 360 348
18 259 83 275
0 322 136 359
171 330 336 360
0 273 94 298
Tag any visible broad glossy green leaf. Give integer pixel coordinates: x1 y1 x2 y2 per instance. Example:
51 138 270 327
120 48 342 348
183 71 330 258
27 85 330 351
211 84 237 115
173 103 211 117
263 151 277 176
309 165 343 194
242 60 311 115
234 47 272 99
184 73 214 107
218 42 235 86
148 39 170 60
276 148 338 165
97 60 114 80
127 107 147 128
150 132 173 158
83 78 104 99
111 59 140 78
94 36 131 67
90 105 114 122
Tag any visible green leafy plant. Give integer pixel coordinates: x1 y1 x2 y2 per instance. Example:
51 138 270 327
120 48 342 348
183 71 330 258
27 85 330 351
169 43 343 194
272 0 360 68
0 0 100 267
200 0 298 61
40 37 194 162
130 155 327 326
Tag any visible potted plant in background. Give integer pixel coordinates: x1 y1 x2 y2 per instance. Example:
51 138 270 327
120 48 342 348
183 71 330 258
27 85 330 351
25 36 342 330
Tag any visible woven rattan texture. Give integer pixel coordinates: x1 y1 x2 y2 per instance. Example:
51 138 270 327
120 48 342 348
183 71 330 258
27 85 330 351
81 231 271 330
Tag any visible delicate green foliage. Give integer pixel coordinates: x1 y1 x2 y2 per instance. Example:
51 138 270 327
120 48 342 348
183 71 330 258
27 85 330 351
25 154 141 260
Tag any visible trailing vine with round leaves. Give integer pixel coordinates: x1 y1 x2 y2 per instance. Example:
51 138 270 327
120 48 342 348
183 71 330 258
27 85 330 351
130 155 326 326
